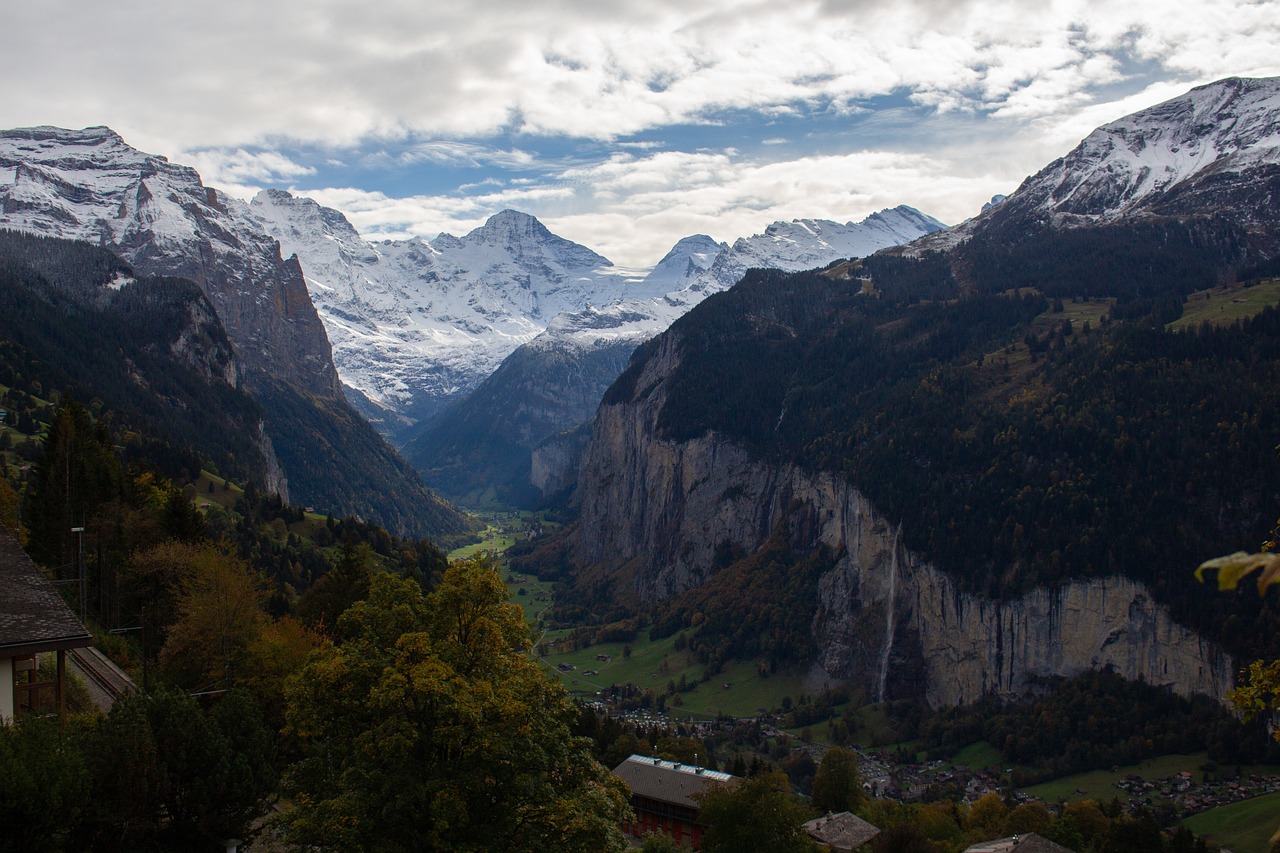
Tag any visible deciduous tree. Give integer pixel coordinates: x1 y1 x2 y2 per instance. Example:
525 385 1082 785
811 746 866 814
696 770 816 853
280 556 632 852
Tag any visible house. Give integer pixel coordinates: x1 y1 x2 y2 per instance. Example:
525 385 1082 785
611 754 735 850
0 530 93 722
963 833 1074 853
803 811 881 852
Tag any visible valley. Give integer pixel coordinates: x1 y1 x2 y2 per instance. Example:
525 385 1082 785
4 71 1280 852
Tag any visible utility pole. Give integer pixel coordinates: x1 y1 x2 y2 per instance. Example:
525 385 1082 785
71 526 85 621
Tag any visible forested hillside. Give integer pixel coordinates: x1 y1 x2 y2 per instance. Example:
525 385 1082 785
585 223 1280 665
0 230 271 485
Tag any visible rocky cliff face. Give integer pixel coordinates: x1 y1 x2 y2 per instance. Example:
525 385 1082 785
572 330 1234 707
0 127 340 399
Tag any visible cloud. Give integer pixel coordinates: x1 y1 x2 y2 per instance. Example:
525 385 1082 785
182 148 316 186
6 0 1278 271
293 142 1016 267
377 141 538 169
5 0 1278 156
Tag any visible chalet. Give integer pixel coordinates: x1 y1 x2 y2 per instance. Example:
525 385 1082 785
803 811 881 852
611 754 735 850
0 530 92 722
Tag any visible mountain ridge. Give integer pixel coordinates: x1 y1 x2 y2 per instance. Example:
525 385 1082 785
0 127 470 539
534 74 1280 704
250 191 946 431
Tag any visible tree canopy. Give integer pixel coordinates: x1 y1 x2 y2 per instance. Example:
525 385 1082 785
279 555 632 852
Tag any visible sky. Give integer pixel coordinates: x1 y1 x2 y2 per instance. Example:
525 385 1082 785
5 0 1280 267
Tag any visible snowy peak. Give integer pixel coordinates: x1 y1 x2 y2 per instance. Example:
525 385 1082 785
0 126 340 399
637 234 725 297
250 195 635 421
530 204 947 355
900 75 1280 258
700 204 946 292
1013 75 1280 222
460 209 612 271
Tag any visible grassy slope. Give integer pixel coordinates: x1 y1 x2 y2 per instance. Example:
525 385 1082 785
1171 278 1280 330
1024 753 1211 804
1182 791 1280 853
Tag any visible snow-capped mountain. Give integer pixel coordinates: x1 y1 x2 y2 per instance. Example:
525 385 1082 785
531 205 947 355
628 234 725 299
0 126 468 538
249 192 641 424
404 206 947 502
702 207 948 292
1013 76 1280 225
909 75 1280 255
0 126 339 398
252 189 945 429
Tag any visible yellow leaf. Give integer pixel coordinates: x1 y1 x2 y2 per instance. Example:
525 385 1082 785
1195 552 1280 592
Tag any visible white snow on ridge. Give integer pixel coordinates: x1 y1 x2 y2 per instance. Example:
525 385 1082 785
249 192 643 414
1027 76 1280 221
527 205 948 359
251 191 946 421
0 126 298 298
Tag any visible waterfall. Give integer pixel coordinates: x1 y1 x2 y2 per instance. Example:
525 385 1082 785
876 527 900 703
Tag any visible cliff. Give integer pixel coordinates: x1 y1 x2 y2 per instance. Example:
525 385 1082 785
572 332 1234 707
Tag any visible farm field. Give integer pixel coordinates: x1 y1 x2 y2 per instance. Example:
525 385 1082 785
1182 791 1280 853
1024 753 1212 804
1172 277 1280 330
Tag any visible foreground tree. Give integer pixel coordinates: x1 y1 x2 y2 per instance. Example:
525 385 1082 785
811 746 866 814
280 556 632 852
0 716 88 853
696 770 817 853
1198 513 1280 851
75 688 276 850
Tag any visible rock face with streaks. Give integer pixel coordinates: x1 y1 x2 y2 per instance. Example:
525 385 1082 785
0 126 339 398
571 327 1233 706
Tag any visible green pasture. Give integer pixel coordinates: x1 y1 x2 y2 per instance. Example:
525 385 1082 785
1172 278 1280 330
947 741 1004 771
1023 753 1210 804
537 623 810 719
1182 791 1280 853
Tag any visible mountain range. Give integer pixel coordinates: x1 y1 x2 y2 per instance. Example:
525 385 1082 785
0 121 946 526
0 126 468 539
526 75 1280 707
249 192 946 433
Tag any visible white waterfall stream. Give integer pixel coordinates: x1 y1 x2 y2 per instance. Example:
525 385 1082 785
876 528 900 703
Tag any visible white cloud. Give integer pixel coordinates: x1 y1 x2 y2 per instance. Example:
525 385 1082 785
294 143 1016 267
5 0 1278 269
5 0 1278 154
182 148 315 187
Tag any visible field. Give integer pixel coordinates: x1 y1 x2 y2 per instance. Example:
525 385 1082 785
1183 791 1280 853
1171 278 1280 330
1023 753 1211 804
535 621 811 719
948 741 1003 771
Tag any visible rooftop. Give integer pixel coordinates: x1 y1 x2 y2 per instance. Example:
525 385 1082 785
0 530 92 656
803 811 881 852
964 834 1074 853
612 755 734 809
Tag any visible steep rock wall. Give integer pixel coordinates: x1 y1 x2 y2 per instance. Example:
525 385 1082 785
572 334 1234 706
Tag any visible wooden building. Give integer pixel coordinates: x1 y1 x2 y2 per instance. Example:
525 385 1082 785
611 754 735 850
0 530 92 722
